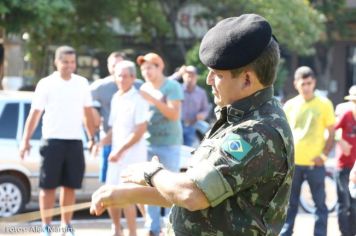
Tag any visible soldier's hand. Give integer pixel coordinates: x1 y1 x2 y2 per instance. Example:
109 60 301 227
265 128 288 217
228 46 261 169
90 185 131 216
121 156 162 186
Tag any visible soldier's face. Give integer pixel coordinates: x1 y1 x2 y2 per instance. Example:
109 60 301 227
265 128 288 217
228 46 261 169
206 68 245 107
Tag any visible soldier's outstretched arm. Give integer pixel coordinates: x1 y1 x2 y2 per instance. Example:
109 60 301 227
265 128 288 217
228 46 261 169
90 183 172 216
121 157 210 211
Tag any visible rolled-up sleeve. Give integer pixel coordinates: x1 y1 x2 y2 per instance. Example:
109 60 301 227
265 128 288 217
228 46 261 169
186 159 233 207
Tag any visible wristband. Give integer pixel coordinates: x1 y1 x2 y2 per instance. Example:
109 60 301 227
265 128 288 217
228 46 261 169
144 166 164 187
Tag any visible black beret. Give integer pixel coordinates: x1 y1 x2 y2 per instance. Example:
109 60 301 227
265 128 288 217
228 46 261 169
199 14 272 70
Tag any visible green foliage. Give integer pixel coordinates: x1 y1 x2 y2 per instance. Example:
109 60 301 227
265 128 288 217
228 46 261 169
275 58 289 95
246 0 325 55
194 0 325 55
311 0 356 42
0 0 329 80
0 0 74 33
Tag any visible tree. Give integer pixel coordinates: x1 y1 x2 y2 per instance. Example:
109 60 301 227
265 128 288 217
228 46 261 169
188 0 324 55
309 0 356 90
0 0 74 88
183 0 324 97
0 0 326 86
0 0 131 81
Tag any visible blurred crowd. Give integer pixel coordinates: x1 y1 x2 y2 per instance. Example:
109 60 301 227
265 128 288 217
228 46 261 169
17 43 356 236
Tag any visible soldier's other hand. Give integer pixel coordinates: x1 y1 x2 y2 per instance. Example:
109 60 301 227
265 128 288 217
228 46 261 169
121 156 162 186
90 185 111 216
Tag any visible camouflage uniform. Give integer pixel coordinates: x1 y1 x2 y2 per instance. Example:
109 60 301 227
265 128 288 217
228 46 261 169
167 87 294 236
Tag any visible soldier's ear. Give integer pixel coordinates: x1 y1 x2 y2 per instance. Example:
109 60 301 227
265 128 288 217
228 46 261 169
244 73 251 88
241 71 254 89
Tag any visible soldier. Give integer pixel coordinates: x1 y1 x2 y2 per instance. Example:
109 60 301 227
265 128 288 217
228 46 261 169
90 14 294 236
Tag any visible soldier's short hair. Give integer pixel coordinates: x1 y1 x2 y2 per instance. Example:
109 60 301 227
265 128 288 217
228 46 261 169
199 13 280 86
231 39 280 86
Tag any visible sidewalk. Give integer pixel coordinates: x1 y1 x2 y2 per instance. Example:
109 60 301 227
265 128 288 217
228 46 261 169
0 212 340 236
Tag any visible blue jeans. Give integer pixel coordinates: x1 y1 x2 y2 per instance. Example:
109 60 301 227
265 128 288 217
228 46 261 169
99 145 111 183
145 145 181 235
336 168 356 236
182 123 196 147
281 165 328 236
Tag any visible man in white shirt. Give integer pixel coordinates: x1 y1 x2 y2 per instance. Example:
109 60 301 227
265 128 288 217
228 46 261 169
90 51 143 183
98 60 149 236
19 46 96 236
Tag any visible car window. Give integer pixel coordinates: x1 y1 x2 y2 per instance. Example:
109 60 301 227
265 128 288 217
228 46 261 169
24 103 42 140
0 103 19 139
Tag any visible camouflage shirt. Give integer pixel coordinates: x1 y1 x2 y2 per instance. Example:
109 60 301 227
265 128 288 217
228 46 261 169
167 87 294 236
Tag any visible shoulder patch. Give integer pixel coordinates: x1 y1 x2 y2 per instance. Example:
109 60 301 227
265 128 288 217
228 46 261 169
221 133 252 161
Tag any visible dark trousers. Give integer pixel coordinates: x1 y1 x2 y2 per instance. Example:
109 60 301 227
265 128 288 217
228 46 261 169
336 168 356 236
281 165 328 236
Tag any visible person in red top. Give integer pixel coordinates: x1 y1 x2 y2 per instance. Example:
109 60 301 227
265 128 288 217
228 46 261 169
334 85 356 236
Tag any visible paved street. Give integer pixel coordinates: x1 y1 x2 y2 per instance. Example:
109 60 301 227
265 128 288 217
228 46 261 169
0 212 340 236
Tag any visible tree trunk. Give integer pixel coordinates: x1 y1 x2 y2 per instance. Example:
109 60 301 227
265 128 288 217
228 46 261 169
313 44 334 91
158 0 187 61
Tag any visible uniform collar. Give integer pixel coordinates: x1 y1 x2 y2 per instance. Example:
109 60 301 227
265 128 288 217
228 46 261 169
215 86 273 124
